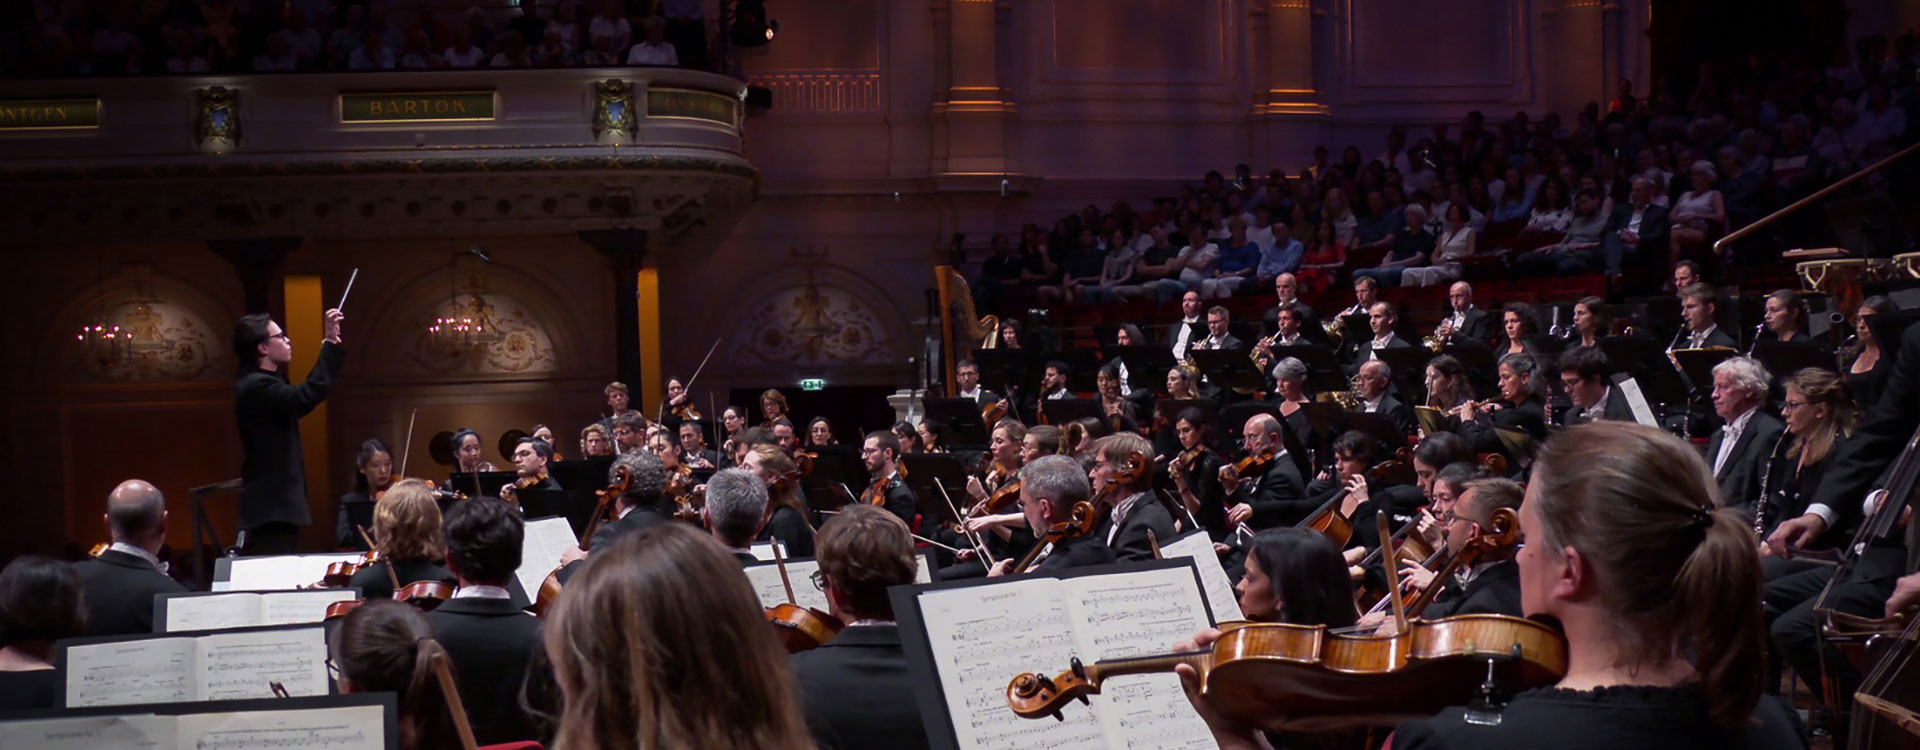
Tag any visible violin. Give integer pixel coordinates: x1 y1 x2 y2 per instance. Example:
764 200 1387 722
1006 500 1102 575
765 535 842 652
981 477 1023 515
1004 614 1566 731
1219 446 1278 486
533 465 634 618
374 477 466 504
982 399 1008 425
666 465 701 522
324 578 456 620
671 401 703 422
498 473 545 505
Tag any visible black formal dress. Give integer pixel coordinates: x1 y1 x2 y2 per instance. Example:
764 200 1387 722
1172 450 1230 541
424 595 553 745
348 558 454 602
72 549 187 636
1033 521 1118 574
790 624 931 750
1844 355 1889 411
1107 492 1177 562
1237 455 1311 528
0 670 59 711
1704 410 1786 515
234 340 346 553
1420 560 1523 619
333 491 375 551
1816 322 1920 572
1392 686 1804 749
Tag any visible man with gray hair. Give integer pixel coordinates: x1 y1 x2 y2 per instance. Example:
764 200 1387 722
73 479 187 636
555 451 670 578
987 455 1115 576
705 468 770 566
1706 356 1782 514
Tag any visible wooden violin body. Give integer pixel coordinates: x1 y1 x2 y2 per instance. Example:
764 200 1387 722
1007 614 1567 732
767 603 844 653
1220 448 1277 486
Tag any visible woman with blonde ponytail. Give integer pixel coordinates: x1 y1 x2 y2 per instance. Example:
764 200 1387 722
1178 421 1805 749
334 600 465 750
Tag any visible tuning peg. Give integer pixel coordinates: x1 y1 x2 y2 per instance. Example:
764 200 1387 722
1036 674 1057 692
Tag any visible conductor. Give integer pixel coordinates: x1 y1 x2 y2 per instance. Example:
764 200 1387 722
232 308 346 555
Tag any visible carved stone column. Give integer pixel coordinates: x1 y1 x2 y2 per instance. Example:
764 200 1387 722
580 228 650 395
933 0 1014 175
208 237 297 314
1251 0 1328 170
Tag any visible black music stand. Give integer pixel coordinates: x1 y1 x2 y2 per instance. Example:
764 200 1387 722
1052 350 1102 393
1414 405 1456 436
1373 346 1435 402
1753 339 1837 377
924 397 990 447
899 453 975 526
448 470 517 499
1102 345 1178 392
518 489 602 539
1671 347 1738 392
1189 348 1264 393
1868 308 1920 364
188 478 242 588
1152 398 1216 431
548 458 614 495
802 446 863 512
971 348 1038 403
1344 411 1410 451
1039 397 1104 426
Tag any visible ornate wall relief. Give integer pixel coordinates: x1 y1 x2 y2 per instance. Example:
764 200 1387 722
401 293 558 375
67 299 222 383
728 280 893 366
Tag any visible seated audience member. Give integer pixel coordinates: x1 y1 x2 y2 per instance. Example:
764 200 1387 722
1667 160 1726 265
544 524 815 749
0 556 85 711
1600 176 1669 277
334 601 464 750
1402 202 1476 287
790 506 929 750
988 455 1116 575
1512 187 1608 277
426 497 553 745
706 468 771 565
1353 204 1434 289
626 16 678 65
351 479 455 601
72 479 186 636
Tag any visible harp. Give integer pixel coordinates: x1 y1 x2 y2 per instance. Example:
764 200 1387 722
935 264 999 397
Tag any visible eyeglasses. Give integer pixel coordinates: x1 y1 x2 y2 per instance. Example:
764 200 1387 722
1780 400 1809 412
809 570 825 591
270 332 290 341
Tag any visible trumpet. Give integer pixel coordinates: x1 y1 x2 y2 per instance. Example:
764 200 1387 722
1323 316 1346 345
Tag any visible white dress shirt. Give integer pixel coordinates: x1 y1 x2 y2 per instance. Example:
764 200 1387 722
1712 406 1757 476
107 542 167 574
453 585 512 600
1172 317 1200 359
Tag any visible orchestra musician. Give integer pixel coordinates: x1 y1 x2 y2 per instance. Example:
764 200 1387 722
530 424 562 462
595 381 644 438
954 358 1000 410
1198 305 1243 350
1423 355 1473 415
1252 304 1310 373
1755 368 1860 577
998 318 1025 350
72 479 185 636
801 416 836 450
917 420 945 454
761 388 791 427
332 601 466 750
1112 324 1147 396
720 405 748 454
578 423 613 459
1355 360 1417 435
1839 295 1896 406
1350 301 1412 374
1392 477 1526 621
682 420 720 468
706 468 772 566
1095 362 1137 423
1704 357 1783 514
1496 302 1538 358
743 444 815 558
940 419 1035 577
859 431 920 530
987 455 1116 576
1237 526 1357 626
1167 407 1228 542
889 421 923 455
501 437 561 502
336 440 394 551
772 418 800 453
350 479 455 601
1270 358 1314 449
425 496 554 745
1038 361 1073 402
660 375 694 432
1758 289 1815 346
0 555 83 711
555 452 670 577
1177 422 1797 748
1261 273 1326 345
541 523 815 750
1166 363 1204 402
232 308 346 555
1453 353 1551 453
1092 433 1175 561
610 414 645 456
1168 290 1205 360
789 506 929 750
1436 281 1496 347
452 428 497 473
1672 259 1703 294
1559 346 1635 425
1221 414 1310 529
1671 283 1737 350
1568 296 1607 347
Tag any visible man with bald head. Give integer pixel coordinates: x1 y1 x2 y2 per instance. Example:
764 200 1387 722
1218 414 1309 529
1437 281 1494 347
1261 273 1326 345
73 479 188 635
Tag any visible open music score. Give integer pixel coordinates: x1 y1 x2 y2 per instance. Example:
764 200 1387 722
900 561 1217 750
0 698 391 750
513 516 580 600
1156 531 1244 623
215 554 365 592
158 590 360 633
61 626 330 708
744 552 936 612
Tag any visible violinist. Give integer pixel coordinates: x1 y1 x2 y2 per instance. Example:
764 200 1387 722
706 468 772 566
554 452 670 578
0 556 84 711
1354 360 1416 436
594 381 644 436
954 358 1000 410
649 431 696 505
772 418 800 453
1388 477 1525 623
987 455 1116 576
917 420 945 454
859 431 920 530
335 439 393 551
681 420 720 468
610 414 645 456
1452 353 1551 454
73 479 185 637
789 506 929 750
1167 407 1228 541
661 376 696 432
1236 526 1357 626
761 388 791 427
1307 431 1422 551
1095 362 1136 423
1179 422 1796 749
1110 324 1148 398
351 480 455 601
946 419 1035 575
424 496 555 745
806 417 839 449
452 428 496 473
499 437 560 504
744 444 815 558
578 423 614 459
1221 414 1309 528
889 421 923 454
1039 361 1073 401
719 405 749 466
531 424 562 462
1092 433 1174 562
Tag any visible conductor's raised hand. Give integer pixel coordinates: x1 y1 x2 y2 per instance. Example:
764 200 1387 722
323 308 344 345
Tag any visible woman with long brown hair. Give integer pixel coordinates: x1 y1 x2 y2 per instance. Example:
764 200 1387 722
333 600 464 750
544 523 813 750
350 479 453 601
1178 421 1798 748
741 443 814 558
1839 295 1897 406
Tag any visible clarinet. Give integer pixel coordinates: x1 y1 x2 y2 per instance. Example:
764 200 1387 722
1751 430 1794 540
1746 322 1766 355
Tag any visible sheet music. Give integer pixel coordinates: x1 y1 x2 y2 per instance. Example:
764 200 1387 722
0 714 172 749
514 516 579 600
196 628 329 702
748 540 786 561
744 559 831 612
258 590 360 627
66 637 196 707
163 591 357 633
174 705 385 750
1614 376 1659 427
914 551 933 584
1062 566 1216 750
222 554 362 593
1158 533 1243 622
918 579 1106 750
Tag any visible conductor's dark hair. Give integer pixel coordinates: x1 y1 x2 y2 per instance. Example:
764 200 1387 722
442 496 523 586
231 313 275 372
0 555 86 646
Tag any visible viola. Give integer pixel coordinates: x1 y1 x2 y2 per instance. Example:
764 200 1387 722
982 399 1008 425
395 580 454 611
671 401 704 422
1005 614 1566 731
533 465 635 618
982 477 1023 515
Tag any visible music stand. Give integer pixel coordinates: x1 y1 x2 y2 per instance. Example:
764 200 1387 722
449 471 518 499
548 458 614 495
1102 345 1177 392
1153 399 1216 431
1267 344 1348 391
1052 350 1102 394
802 446 862 512
1190 348 1265 393
1373 346 1435 402
517 489 601 538
188 478 242 587
1868 308 1920 365
1598 335 1659 376
924 397 990 447
1519 334 1566 361
1670 347 1738 392
1039 398 1104 426
1344 412 1410 451
899 454 975 526
1490 426 1538 468
1414 405 1456 436
1753 339 1837 377
971 348 1036 403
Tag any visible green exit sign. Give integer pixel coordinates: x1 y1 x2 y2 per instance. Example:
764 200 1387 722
798 378 826 391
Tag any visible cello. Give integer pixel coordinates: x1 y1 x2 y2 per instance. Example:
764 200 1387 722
532 464 634 618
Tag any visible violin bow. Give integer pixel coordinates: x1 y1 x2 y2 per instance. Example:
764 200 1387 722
427 650 480 750
660 337 723 422
397 409 418 477
1378 510 1409 634
933 477 996 566
770 537 797 606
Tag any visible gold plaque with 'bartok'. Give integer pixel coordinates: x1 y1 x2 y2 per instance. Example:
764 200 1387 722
0 99 100 129
340 92 495 123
